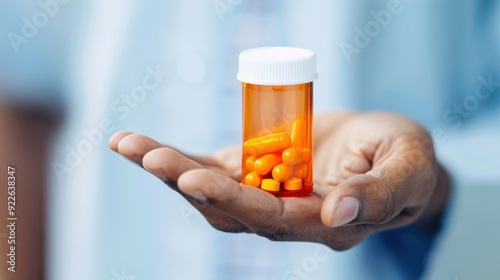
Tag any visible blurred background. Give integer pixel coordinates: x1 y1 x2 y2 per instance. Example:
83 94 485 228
0 0 499 279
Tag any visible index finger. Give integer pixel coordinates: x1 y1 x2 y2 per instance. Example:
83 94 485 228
177 169 324 240
178 169 284 228
109 131 233 169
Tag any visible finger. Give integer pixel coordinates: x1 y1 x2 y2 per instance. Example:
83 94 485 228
211 145 242 180
142 148 249 232
314 154 371 197
179 169 330 242
177 169 285 232
338 154 372 179
112 133 251 232
313 133 373 194
117 133 164 165
142 147 203 182
321 133 437 228
113 132 229 170
321 174 413 228
109 131 134 152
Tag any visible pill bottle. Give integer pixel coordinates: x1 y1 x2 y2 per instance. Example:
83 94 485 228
237 47 317 197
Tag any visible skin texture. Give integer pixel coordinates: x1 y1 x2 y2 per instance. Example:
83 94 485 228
110 112 450 250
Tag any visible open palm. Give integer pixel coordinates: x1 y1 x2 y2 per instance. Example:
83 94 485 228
109 112 448 250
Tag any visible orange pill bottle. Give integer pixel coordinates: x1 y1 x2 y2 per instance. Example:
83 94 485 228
237 47 317 197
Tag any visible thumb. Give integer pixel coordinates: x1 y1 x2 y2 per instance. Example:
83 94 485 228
320 174 408 228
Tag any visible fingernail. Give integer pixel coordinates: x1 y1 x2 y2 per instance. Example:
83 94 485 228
331 196 360 227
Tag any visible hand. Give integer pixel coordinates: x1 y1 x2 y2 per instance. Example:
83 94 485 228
109 112 449 250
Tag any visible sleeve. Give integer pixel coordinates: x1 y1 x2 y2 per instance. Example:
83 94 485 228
357 204 448 280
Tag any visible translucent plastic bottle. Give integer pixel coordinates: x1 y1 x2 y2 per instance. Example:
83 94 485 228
237 47 317 197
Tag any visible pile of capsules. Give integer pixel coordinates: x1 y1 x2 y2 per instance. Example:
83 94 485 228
243 120 311 192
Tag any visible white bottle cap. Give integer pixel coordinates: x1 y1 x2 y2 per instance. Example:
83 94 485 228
237 47 318 86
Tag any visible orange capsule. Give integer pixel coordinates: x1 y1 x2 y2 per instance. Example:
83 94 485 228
254 153 282 175
243 132 291 156
293 163 309 179
282 147 311 166
261 179 280 192
284 177 302 191
244 172 263 188
245 156 257 172
291 119 307 147
272 163 292 182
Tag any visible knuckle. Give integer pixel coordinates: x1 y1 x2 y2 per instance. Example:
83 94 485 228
396 134 435 169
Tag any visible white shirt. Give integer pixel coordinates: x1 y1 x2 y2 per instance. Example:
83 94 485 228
1 1 500 279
